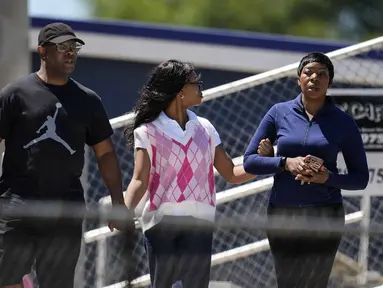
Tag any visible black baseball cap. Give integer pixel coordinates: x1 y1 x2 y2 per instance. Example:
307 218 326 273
38 22 85 46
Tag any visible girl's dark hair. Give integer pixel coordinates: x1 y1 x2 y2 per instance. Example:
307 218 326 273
297 52 334 84
125 59 197 147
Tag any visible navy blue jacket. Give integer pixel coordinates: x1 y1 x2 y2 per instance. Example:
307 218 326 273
243 94 369 206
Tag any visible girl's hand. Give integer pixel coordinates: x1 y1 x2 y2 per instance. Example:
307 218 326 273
257 138 274 157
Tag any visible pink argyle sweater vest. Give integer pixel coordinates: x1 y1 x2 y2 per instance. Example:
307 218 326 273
144 122 216 212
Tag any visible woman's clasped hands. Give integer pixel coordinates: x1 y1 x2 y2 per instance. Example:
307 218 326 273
257 139 329 185
286 156 329 184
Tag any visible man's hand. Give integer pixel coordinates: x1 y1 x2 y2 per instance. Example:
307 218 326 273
108 203 135 233
108 219 135 233
295 166 329 184
257 138 274 157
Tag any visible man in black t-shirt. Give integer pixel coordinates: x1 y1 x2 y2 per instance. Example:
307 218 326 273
0 23 128 288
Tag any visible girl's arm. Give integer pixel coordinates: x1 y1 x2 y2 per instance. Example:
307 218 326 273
214 141 274 184
205 118 274 184
124 148 151 209
214 145 255 184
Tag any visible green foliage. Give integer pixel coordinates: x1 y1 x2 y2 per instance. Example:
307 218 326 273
89 0 383 41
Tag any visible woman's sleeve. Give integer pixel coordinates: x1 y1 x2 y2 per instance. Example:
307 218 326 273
243 105 282 175
324 115 369 190
134 125 150 150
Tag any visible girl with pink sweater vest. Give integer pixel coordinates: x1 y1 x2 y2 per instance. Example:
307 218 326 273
124 60 273 288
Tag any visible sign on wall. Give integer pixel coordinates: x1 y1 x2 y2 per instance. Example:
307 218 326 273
331 89 383 196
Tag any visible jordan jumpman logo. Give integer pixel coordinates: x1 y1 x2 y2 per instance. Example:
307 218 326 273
23 103 76 155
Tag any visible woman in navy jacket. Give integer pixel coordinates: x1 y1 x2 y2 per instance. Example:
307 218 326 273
244 52 369 288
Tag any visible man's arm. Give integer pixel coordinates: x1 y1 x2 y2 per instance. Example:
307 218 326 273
86 93 134 232
92 138 124 205
0 88 17 140
86 93 123 203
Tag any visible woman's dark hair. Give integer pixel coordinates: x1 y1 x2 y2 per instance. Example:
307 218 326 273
124 59 198 147
297 52 334 84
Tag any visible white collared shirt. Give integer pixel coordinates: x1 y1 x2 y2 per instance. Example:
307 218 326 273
134 110 221 164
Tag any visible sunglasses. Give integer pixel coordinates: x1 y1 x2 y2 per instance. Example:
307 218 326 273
186 80 203 91
46 42 82 53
